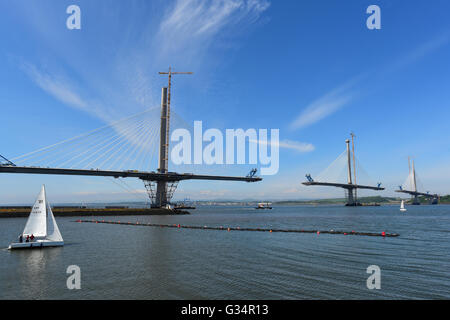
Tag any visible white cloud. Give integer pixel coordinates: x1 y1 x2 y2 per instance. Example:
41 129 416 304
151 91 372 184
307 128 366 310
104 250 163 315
290 90 354 130
278 139 315 152
157 0 270 56
250 138 315 152
290 33 450 131
21 63 88 111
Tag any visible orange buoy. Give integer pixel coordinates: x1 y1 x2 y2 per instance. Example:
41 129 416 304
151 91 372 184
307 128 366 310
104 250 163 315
269 230 272 233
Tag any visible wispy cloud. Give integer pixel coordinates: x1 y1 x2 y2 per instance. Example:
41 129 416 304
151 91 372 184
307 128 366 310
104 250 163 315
290 87 356 130
251 138 315 152
21 62 87 111
278 139 315 152
157 0 270 56
290 32 450 131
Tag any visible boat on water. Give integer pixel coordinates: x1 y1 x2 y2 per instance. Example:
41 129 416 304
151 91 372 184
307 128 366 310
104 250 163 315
255 202 272 209
174 198 196 210
8 185 64 250
400 200 407 212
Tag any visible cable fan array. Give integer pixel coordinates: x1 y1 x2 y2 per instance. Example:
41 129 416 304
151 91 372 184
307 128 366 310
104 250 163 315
11 108 163 172
315 149 380 191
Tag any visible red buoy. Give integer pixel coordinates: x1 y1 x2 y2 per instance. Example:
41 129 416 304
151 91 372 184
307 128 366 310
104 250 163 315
381 231 386 237
317 231 320 235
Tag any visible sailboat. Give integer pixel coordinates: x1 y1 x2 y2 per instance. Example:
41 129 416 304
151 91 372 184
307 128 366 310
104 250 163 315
8 185 64 249
400 200 407 212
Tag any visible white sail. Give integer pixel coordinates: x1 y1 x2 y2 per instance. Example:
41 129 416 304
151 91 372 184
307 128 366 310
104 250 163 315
22 185 47 237
46 203 63 242
400 200 407 212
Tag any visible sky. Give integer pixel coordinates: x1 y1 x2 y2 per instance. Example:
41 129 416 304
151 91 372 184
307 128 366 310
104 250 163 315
1 0 450 204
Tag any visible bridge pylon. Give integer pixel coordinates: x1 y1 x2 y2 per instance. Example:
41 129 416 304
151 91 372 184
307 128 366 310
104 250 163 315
302 135 384 206
395 158 438 205
0 68 262 207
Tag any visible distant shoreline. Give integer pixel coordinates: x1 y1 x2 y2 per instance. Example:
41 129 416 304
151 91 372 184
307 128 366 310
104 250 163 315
0 207 190 218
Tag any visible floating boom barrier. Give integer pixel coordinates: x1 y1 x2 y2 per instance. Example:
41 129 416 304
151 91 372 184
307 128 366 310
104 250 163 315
75 219 399 238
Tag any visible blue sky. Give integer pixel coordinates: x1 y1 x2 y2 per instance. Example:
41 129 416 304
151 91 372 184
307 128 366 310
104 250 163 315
1 0 450 203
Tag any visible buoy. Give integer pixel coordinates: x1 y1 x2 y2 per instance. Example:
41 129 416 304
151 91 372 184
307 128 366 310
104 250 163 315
76 220 398 238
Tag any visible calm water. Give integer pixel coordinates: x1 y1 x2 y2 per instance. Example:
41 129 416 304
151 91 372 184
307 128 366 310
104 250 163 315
0 205 449 299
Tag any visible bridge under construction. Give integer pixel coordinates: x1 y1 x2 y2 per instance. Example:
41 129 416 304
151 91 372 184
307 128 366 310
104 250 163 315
0 68 261 208
395 157 438 205
302 134 384 206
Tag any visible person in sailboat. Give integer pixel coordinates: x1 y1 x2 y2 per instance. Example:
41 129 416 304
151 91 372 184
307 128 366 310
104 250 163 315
18 234 23 243
8 185 64 250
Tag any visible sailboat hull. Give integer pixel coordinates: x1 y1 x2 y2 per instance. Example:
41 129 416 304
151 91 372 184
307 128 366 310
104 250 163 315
8 240 64 250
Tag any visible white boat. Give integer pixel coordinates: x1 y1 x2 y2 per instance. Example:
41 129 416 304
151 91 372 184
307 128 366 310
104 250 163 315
400 200 407 212
8 185 64 250
255 202 272 209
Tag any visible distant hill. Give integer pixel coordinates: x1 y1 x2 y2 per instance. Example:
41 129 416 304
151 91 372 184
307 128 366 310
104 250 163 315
274 196 400 205
417 195 450 204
